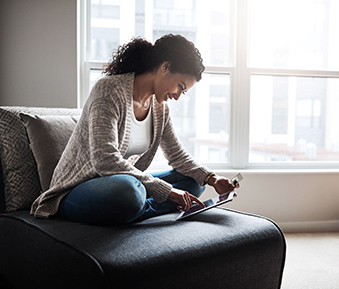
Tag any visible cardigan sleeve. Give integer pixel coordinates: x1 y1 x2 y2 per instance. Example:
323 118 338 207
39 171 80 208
160 108 211 187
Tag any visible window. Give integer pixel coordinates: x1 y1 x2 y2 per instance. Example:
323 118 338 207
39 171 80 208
248 0 339 167
250 76 339 162
79 0 339 169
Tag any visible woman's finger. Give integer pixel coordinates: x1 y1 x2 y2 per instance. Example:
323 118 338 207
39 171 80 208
185 193 192 210
189 194 205 208
180 194 188 211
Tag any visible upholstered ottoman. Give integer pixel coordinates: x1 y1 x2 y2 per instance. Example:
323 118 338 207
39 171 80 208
0 208 285 289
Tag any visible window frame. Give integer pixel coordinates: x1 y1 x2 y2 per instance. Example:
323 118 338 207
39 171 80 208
77 0 339 170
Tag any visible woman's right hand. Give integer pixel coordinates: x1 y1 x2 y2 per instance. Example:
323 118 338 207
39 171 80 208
168 188 205 211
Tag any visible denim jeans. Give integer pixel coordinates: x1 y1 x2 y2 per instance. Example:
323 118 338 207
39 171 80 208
59 170 205 224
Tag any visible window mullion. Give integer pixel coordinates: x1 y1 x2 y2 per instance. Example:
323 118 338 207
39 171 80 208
78 0 90 108
144 0 154 40
204 66 234 75
249 67 339 78
230 0 250 169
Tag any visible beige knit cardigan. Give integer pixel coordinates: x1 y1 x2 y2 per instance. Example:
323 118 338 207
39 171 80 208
31 73 211 218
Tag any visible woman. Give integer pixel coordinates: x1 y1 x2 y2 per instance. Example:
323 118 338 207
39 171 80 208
31 34 237 224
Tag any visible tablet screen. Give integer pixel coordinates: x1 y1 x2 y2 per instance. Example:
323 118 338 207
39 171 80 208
176 191 235 220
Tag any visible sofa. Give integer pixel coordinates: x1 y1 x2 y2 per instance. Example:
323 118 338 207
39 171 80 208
0 106 286 289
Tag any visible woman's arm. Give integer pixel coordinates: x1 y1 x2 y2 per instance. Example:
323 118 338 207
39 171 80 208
206 174 238 195
160 109 239 196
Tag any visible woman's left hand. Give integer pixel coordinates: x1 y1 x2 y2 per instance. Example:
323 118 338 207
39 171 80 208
208 175 239 196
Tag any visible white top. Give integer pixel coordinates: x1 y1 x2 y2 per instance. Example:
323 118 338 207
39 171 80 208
124 105 152 159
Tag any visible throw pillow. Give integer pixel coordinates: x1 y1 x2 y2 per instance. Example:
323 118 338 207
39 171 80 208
20 113 79 192
0 108 41 212
0 107 81 212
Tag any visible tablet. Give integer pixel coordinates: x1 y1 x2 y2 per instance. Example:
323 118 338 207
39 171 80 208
175 173 243 221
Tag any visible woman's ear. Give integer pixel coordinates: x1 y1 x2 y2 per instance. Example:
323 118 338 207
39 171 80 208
161 61 171 73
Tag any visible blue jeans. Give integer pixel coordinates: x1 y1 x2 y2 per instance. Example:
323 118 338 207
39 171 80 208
59 170 205 224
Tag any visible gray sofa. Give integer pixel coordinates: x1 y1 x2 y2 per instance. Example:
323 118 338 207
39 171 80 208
0 106 286 289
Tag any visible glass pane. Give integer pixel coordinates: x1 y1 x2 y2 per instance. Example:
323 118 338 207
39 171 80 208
166 74 231 164
89 69 103 89
249 0 339 70
90 0 233 66
90 0 121 61
249 75 339 162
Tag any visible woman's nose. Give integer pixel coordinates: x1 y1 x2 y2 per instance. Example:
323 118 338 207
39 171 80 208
173 91 181 100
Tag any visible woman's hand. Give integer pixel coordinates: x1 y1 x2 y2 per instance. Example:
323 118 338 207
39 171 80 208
208 175 239 196
168 188 205 211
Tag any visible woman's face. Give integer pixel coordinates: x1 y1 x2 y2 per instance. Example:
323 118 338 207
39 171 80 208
153 62 196 104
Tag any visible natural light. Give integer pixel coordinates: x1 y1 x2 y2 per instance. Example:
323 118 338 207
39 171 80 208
81 0 339 169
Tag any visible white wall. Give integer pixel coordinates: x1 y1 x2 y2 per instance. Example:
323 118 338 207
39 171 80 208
0 0 77 108
203 170 339 233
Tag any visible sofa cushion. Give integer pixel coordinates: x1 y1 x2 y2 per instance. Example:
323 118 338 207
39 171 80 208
0 165 5 213
0 107 81 212
0 208 286 289
20 114 79 192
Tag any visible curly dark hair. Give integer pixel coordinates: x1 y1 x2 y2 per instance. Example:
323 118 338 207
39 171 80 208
103 34 205 81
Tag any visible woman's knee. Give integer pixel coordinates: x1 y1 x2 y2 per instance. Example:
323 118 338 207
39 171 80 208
154 170 205 198
189 180 205 198
60 175 147 224
173 177 205 198
104 175 147 220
